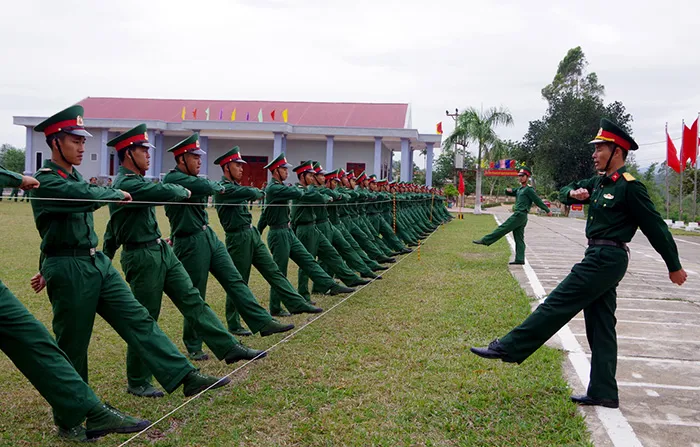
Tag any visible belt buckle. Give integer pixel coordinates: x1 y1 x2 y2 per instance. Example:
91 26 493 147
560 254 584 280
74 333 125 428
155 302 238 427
156 238 161 245
89 248 96 257
202 225 207 231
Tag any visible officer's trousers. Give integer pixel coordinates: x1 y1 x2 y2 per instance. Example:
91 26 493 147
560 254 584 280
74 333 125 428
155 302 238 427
480 212 528 262
316 221 374 276
335 221 382 270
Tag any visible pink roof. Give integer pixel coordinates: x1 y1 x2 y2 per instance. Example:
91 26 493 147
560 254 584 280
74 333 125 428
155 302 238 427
77 97 409 129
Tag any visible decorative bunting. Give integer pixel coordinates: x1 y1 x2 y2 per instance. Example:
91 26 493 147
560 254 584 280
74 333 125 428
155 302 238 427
205 107 210 121
436 122 443 134
282 109 288 123
258 108 263 122
271 110 276 121
246 112 250 121
181 106 186 120
218 109 223 120
192 108 197 120
231 109 236 121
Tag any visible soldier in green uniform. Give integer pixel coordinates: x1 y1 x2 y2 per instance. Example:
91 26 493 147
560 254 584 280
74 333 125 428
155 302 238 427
29 106 230 413
9 186 21 201
212 147 322 334
473 166 552 265
291 161 369 300
163 134 293 359
0 166 150 441
471 119 688 408
103 126 265 397
259 153 354 316
366 175 412 254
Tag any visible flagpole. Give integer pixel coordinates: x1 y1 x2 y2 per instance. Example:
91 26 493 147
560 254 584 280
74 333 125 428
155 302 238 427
666 123 670 219
694 112 699 222
681 120 685 222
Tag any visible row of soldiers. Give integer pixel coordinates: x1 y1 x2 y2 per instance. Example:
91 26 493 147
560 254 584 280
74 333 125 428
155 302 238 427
0 105 452 442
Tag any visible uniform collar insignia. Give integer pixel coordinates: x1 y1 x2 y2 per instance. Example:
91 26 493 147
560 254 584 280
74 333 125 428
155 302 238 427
611 172 620 182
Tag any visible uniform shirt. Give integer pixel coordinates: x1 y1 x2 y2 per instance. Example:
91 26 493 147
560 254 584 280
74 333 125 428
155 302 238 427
320 187 346 224
162 167 224 237
560 166 681 272
214 177 263 232
259 178 303 229
507 185 551 214
0 165 22 188
335 187 356 217
102 166 190 258
31 160 124 252
291 184 328 226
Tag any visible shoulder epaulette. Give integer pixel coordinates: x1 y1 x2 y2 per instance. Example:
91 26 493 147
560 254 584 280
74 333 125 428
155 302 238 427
622 172 636 182
38 168 52 172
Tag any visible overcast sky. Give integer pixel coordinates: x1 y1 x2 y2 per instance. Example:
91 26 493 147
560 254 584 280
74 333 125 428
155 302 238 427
2 0 699 169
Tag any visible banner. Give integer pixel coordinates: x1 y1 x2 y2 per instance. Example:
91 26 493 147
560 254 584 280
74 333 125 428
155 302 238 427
667 128 681 173
681 118 698 167
458 171 464 195
484 169 519 177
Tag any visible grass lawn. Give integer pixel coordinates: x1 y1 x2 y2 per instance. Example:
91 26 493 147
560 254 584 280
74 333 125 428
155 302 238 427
670 228 700 237
0 202 590 446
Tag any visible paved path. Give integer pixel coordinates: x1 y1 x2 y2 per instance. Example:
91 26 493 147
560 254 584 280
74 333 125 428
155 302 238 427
488 207 700 447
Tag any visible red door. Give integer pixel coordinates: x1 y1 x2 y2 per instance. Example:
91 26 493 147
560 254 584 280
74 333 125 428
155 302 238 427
346 162 365 177
242 156 268 188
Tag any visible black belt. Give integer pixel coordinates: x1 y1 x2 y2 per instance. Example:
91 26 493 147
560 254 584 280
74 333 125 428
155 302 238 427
227 224 253 233
124 238 161 252
44 247 97 258
315 219 328 225
296 222 315 227
174 225 208 238
270 223 291 230
588 239 628 250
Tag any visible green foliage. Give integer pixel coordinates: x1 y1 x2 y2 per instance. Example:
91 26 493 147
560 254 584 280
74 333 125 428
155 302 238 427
443 183 458 199
0 144 25 173
443 106 514 165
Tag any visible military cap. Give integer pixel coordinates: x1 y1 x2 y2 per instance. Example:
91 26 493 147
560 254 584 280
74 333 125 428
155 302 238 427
107 124 154 151
214 146 247 167
346 170 356 180
376 178 388 186
264 153 293 171
313 161 327 175
388 180 397 185
292 160 315 175
356 171 368 182
325 169 341 182
368 174 377 183
35 105 92 138
517 166 532 176
168 133 206 157
589 118 638 151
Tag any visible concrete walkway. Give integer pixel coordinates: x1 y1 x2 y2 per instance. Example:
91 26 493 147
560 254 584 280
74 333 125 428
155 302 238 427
486 206 700 447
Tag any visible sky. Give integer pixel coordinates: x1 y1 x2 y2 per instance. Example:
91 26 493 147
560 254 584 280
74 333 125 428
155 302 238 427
2 0 699 170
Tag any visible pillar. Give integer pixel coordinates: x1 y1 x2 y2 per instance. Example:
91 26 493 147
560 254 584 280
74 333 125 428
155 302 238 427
145 130 156 178
374 137 382 177
271 132 283 182
199 135 209 177
282 133 287 153
24 127 33 174
99 129 109 177
425 143 434 186
154 132 164 180
400 138 410 182
388 151 393 181
326 135 334 170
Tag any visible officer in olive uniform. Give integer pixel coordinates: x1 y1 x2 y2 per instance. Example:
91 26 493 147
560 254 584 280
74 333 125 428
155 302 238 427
0 166 149 441
473 166 552 264
365 175 412 254
471 119 688 408
212 147 322 333
30 106 230 414
162 134 293 359
259 153 354 316
103 125 265 397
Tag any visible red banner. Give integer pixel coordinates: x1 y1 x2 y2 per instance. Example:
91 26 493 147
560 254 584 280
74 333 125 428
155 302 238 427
484 169 519 177
667 129 681 173
458 171 464 195
681 118 698 167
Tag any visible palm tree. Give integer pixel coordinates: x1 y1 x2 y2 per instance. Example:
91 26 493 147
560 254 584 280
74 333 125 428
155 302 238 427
443 106 513 214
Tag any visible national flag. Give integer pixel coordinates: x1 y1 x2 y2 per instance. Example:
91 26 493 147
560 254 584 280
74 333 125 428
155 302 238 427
270 110 276 121
258 109 263 122
458 171 464 195
436 122 443 134
218 109 223 120
181 106 186 120
504 159 511 168
499 159 506 169
667 128 681 174
681 118 698 167
231 109 237 121
192 108 197 120
246 112 250 121
282 109 288 123
204 108 210 121
489 161 495 169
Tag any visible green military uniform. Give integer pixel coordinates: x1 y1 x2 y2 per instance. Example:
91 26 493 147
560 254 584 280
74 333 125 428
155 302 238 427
30 107 203 405
212 148 321 332
163 135 288 354
474 166 550 264
259 154 351 314
475 119 683 403
365 177 410 253
103 126 258 395
9 186 22 201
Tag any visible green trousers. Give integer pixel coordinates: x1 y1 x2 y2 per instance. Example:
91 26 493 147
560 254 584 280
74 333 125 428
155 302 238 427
173 227 272 353
121 241 240 387
358 216 393 255
41 252 194 394
335 221 382 270
295 224 361 299
368 214 406 251
225 227 312 331
267 227 337 313
317 221 374 276
386 212 418 245
0 281 101 429
479 212 528 262
346 218 386 260
500 246 628 400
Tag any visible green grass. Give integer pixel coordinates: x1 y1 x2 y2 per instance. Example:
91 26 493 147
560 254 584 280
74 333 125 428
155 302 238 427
0 202 590 446
670 228 700 237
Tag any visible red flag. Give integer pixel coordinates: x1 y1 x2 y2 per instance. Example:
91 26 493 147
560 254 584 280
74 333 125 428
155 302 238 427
681 118 698 167
667 129 681 174
436 122 443 134
270 110 276 121
192 108 198 120
458 171 464 195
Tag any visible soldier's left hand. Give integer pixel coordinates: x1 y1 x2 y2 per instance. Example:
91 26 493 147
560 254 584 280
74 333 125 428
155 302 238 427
547 211 553 216
669 269 687 286
30 272 46 293
20 176 40 191
164 237 173 246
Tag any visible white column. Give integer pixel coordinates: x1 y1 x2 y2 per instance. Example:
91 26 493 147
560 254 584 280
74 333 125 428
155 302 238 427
24 126 33 174
425 143 434 186
270 132 283 182
199 135 209 177
400 138 410 181
154 132 164 180
407 148 414 182
326 135 334 170
145 130 156 178
100 129 109 177
373 137 382 177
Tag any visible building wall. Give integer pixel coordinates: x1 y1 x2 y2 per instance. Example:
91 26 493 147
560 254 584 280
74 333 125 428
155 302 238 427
333 141 375 174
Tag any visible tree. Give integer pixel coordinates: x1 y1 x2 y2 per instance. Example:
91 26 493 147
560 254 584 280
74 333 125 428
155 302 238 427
443 106 514 213
0 144 25 174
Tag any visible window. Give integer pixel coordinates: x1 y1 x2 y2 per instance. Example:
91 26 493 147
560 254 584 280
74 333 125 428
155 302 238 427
35 152 43 171
90 153 98 162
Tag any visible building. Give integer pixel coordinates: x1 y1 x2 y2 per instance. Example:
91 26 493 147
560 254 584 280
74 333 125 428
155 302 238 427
14 97 442 186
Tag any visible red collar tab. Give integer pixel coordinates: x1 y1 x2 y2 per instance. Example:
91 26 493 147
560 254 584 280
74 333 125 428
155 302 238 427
611 172 621 182
57 169 68 179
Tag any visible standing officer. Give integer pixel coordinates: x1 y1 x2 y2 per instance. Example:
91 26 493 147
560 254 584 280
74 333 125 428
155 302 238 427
212 147 322 334
471 119 688 408
163 134 293 360
1 166 149 442
473 166 552 265
103 125 265 397
259 153 354 316
30 106 230 410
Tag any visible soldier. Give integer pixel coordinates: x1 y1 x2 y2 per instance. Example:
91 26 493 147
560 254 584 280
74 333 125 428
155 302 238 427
0 166 149 441
103 125 265 397
258 153 354 316
162 134 293 359
472 166 552 265
212 147 322 335
365 175 412 254
471 119 688 408
9 186 21 201
292 161 369 300
29 106 230 413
